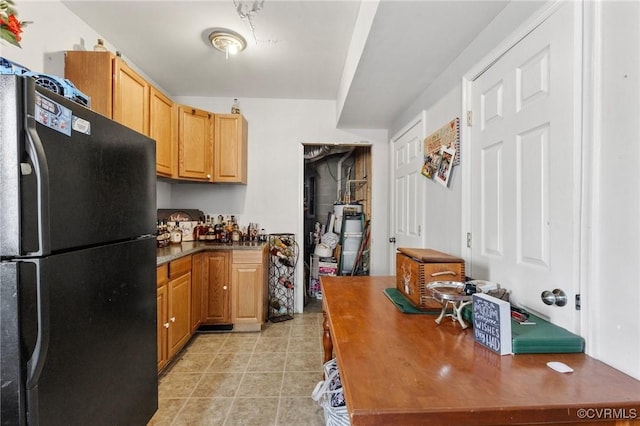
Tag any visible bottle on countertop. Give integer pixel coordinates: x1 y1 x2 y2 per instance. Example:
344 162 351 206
170 222 183 244
193 221 205 241
205 219 216 242
197 222 207 241
231 228 241 242
156 220 170 248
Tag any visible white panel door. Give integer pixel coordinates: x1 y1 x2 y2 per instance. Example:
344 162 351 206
390 112 426 272
469 3 580 331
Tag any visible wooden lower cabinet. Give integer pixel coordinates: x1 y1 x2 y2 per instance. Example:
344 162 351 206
156 264 169 371
157 256 192 372
157 248 268 372
190 254 203 334
195 247 268 330
231 246 269 331
168 270 191 358
200 251 231 325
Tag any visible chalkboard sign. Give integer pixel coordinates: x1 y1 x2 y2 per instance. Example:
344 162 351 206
472 293 512 355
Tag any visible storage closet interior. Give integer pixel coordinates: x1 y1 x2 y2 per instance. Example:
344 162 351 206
302 144 372 308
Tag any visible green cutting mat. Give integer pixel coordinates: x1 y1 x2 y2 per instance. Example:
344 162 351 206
383 288 444 314
511 313 584 353
462 304 585 353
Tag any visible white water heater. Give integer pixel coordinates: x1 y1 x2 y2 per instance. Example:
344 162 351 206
333 203 362 233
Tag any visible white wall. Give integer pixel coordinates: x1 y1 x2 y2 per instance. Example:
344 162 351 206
170 96 389 312
2 2 389 314
387 1 549 264
387 1 640 379
1 2 162 89
7 0 640 378
585 0 640 379
1 2 102 75
421 86 464 258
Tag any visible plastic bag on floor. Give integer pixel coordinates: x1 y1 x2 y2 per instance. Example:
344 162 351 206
311 359 350 426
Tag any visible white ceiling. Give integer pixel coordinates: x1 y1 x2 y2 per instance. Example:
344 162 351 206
61 0 511 129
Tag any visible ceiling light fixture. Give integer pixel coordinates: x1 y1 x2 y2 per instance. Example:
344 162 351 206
208 29 247 59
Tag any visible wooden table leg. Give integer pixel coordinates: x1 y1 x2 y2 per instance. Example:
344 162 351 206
322 309 333 364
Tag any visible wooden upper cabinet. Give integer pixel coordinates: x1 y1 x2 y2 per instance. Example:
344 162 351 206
150 87 176 178
178 105 213 182
65 51 148 132
112 59 149 135
66 52 248 184
64 51 114 118
213 114 248 184
65 51 175 177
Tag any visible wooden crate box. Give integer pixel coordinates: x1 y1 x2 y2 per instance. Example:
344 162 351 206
396 248 465 310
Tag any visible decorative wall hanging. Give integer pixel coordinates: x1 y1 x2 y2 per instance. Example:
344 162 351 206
421 117 460 186
434 146 456 187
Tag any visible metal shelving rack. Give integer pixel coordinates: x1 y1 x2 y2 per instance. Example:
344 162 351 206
268 233 298 322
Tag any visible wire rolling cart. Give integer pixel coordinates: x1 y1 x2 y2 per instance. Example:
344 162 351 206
268 233 298 322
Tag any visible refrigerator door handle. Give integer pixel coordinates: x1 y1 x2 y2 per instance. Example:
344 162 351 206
24 121 51 256
24 259 50 392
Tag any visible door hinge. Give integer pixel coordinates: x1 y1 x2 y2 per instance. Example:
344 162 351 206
466 232 472 248
467 111 473 127
389 237 396 244
418 225 421 237
575 294 581 311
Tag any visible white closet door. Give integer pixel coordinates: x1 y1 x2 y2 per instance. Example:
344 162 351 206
390 112 426 272
469 2 581 331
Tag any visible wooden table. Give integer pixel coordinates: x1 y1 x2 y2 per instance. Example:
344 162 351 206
321 275 640 425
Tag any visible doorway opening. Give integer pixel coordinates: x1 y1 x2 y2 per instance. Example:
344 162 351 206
301 143 372 311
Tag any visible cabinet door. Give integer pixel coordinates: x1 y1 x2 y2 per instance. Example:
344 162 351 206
231 263 262 324
150 86 175 177
157 264 169 372
178 106 213 181
191 253 204 333
167 272 191 359
113 59 149 135
157 284 168 372
202 251 231 324
64 51 114 118
213 114 247 183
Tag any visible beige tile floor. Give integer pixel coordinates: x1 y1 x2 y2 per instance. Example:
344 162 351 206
148 299 326 426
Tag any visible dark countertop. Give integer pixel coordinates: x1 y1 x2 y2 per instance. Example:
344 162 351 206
156 241 267 265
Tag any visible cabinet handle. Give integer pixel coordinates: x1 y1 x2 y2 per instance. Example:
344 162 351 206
223 285 228 290
207 174 211 179
431 271 457 277
170 316 176 322
164 322 170 328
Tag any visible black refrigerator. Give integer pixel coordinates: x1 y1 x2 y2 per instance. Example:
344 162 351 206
0 75 158 425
